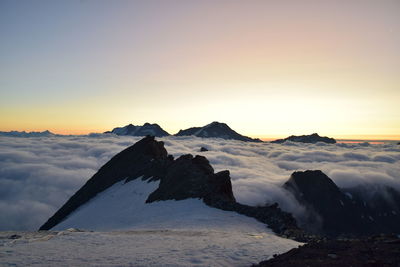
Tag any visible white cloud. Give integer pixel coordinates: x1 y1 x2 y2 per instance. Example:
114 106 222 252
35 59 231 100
0 135 399 230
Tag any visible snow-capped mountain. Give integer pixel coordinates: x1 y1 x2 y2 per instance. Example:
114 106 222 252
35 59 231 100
175 121 262 142
271 133 336 144
40 136 296 235
105 123 170 137
35 136 302 266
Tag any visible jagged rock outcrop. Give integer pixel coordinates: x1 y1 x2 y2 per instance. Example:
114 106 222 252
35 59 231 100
175 121 262 142
105 123 170 137
146 155 235 203
272 133 336 144
283 170 400 237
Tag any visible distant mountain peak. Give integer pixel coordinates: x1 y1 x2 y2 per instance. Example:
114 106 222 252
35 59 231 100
175 122 262 142
105 123 170 137
271 133 336 144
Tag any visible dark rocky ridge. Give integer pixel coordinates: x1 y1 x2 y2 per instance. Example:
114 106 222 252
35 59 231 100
105 123 170 137
40 136 170 230
254 234 400 267
40 136 299 238
283 170 400 237
272 133 336 144
175 121 262 142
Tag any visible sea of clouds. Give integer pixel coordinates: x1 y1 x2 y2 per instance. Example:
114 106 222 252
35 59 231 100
0 135 399 231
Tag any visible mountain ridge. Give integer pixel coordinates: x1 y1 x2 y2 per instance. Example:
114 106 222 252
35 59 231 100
175 121 262 142
272 133 336 144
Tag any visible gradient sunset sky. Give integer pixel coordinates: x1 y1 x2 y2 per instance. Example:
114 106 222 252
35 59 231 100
1 0 399 139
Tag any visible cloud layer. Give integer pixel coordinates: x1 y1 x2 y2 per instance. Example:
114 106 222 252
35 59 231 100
1 135 399 230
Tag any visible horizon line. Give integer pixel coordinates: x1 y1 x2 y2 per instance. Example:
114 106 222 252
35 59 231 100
1 128 399 141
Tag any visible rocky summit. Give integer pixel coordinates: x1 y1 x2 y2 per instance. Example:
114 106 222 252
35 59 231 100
271 133 336 144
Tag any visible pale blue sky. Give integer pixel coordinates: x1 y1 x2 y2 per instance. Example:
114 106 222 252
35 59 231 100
1 0 399 138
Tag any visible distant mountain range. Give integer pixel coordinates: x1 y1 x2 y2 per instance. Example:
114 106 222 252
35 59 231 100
105 121 262 142
0 130 56 137
0 125 340 144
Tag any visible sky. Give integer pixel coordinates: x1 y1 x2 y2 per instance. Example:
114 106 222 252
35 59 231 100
0 0 399 139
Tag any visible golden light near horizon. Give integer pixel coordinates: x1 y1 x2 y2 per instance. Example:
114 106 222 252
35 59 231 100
0 0 399 139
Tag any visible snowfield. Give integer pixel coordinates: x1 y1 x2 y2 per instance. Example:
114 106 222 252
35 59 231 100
1 229 301 267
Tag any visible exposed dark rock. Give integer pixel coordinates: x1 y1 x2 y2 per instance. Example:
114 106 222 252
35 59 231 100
207 200 307 241
254 234 400 267
8 234 22 239
105 122 170 137
200 147 209 152
146 155 235 203
283 170 400 237
272 133 336 144
175 121 262 142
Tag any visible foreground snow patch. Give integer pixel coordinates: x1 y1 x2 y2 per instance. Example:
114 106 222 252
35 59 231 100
1 230 301 267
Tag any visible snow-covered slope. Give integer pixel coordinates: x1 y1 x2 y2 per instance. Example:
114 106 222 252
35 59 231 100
54 177 272 232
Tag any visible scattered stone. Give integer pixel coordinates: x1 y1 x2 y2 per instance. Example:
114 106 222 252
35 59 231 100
200 147 208 152
8 234 21 239
66 228 84 232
